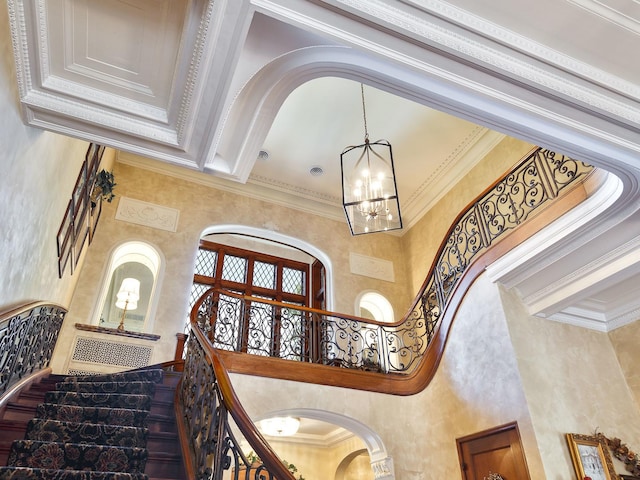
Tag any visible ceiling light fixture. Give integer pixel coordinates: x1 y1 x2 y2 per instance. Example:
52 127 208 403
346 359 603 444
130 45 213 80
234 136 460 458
259 416 300 437
340 84 402 235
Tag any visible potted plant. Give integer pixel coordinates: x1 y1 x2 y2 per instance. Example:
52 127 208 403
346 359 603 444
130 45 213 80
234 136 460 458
91 169 116 206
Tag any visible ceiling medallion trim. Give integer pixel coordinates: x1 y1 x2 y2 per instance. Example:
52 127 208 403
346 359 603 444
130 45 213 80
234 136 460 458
329 0 640 117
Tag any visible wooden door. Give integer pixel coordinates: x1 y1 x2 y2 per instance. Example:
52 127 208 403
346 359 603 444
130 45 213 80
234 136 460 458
456 422 531 480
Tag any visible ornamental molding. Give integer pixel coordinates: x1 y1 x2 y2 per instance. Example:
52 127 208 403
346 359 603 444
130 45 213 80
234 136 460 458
115 197 180 232
349 253 395 282
372 456 394 479
327 0 640 118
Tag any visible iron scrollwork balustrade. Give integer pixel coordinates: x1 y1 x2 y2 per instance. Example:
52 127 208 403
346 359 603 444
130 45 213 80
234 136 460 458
191 148 593 375
180 328 293 480
0 303 66 396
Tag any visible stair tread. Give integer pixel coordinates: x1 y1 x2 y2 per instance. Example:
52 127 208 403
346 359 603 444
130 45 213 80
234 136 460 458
0 367 184 479
0 466 149 479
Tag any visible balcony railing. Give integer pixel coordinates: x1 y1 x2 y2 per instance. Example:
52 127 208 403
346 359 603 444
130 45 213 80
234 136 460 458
178 311 295 480
189 148 595 394
0 302 67 396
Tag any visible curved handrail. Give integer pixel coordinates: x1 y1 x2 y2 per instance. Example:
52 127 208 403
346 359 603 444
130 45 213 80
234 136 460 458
176 305 295 479
190 148 596 395
0 301 67 396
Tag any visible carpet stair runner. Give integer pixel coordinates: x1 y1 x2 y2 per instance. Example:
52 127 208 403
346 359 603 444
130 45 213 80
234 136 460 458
0 368 186 480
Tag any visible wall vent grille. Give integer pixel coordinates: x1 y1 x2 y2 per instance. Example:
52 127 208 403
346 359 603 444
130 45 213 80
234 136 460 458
72 337 152 368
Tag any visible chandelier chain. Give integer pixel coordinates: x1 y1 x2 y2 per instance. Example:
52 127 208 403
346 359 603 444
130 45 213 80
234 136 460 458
360 83 369 141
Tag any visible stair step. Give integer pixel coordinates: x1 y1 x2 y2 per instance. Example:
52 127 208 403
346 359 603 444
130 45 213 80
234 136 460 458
0 367 185 479
146 431 180 453
55 381 157 395
63 370 163 384
25 419 148 448
44 392 152 410
8 440 148 473
36 404 151 427
144 451 185 479
0 466 149 479
2 403 38 421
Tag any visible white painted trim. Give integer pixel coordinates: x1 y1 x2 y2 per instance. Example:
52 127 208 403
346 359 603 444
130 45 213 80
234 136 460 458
255 408 395 479
200 224 334 311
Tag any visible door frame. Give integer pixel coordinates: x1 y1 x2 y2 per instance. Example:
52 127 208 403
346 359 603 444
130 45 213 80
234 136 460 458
456 422 531 480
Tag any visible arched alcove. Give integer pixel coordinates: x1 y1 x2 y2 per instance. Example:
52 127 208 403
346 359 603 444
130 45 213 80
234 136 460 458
92 241 164 332
356 291 394 323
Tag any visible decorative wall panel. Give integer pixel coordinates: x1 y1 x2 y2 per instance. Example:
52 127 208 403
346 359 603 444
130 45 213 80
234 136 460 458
115 196 180 232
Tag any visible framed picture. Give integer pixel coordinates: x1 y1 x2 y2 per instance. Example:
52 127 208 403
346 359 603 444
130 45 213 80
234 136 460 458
73 214 89 268
89 194 102 244
87 143 100 186
566 433 617 480
56 200 74 278
87 144 105 183
72 160 88 212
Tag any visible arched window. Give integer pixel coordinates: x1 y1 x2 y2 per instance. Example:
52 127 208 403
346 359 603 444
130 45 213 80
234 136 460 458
93 241 163 332
186 228 331 360
188 226 333 317
356 291 394 323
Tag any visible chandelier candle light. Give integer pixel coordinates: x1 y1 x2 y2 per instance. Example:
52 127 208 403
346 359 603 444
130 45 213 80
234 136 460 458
115 277 140 331
341 83 402 235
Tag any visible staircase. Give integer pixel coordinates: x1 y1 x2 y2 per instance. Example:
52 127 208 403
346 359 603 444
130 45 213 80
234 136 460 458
0 368 186 479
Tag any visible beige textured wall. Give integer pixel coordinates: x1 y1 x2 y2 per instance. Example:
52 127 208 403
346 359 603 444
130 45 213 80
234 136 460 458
500 285 640 479
0 1 86 311
401 137 535 295
230 275 546 479
609 321 640 410
52 160 414 371
257 435 370 480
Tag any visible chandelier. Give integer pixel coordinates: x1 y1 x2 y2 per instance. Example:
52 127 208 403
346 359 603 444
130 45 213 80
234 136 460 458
340 84 402 235
259 416 300 437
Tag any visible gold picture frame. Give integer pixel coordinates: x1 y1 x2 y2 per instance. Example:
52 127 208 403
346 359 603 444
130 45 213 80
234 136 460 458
566 433 617 480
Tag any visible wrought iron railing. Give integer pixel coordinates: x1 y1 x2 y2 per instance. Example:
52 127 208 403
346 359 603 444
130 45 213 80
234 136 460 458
0 302 67 396
178 317 295 480
190 148 594 377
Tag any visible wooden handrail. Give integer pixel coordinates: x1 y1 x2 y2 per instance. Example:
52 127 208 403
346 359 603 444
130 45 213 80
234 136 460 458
194 325 295 480
188 148 597 396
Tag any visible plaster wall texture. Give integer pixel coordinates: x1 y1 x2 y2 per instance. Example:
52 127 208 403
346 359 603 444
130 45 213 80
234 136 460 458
401 137 534 295
0 1 86 310
500 284 640 479
255 435 370 480
229 274 546 479
52 160 413 371
609 320 640 410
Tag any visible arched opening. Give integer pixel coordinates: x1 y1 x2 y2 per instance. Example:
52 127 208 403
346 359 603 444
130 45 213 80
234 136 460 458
356 291 394 323
252 408 394 480
93 241 163 332
188 224 333 317
335 449 374 480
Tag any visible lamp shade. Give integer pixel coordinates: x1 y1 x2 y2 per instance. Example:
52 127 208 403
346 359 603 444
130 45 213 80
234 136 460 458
115 277 140 309
341 138 402 235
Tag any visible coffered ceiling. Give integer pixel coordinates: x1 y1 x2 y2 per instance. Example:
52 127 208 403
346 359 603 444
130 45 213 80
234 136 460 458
6 0 640 330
